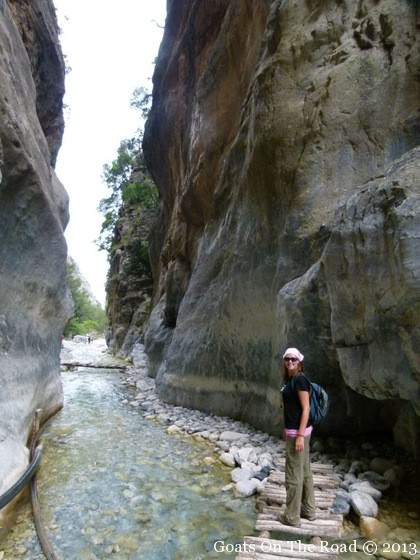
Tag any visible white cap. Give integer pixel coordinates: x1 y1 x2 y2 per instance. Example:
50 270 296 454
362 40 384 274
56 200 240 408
282 347 304 362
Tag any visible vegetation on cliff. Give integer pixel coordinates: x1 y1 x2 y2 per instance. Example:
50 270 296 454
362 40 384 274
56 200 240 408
97 87 159 354
97 87 158 267
65 258 107 337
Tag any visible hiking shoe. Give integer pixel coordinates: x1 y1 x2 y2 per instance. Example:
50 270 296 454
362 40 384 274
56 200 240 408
278 513 301 527
301 512 316 521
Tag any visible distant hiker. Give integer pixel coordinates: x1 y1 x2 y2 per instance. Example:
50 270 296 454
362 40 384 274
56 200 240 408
87 335 91 344
279 347 316 527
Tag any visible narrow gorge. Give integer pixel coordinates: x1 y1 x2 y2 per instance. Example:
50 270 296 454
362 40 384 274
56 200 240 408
1 0 420 543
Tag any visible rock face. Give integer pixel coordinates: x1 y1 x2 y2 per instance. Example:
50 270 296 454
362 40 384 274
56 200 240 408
106 204 156 357
142 0 420 454
0 0 68 515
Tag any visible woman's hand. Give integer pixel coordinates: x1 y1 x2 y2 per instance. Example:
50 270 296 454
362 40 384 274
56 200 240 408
295 435 304 452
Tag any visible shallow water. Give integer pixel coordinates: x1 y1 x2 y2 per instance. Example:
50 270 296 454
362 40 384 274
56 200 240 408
0 370 256 559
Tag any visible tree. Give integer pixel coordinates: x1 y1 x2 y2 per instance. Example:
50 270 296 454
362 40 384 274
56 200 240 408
96 86 159 260
64 259 107 337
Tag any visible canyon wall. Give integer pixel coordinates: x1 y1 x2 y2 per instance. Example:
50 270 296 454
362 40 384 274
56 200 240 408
141 0 420 455
0 0 68 515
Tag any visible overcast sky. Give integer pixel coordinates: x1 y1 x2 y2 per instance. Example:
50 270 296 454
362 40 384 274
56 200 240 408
53 0 166 305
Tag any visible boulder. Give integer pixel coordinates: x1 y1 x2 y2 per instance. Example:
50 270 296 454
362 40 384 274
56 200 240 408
359 516 390 540
350 491 379 518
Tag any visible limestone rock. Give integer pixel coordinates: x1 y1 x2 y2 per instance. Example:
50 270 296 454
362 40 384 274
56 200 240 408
349 481 382 502
0 0 68 526
140 0 420 452
350 491 379 518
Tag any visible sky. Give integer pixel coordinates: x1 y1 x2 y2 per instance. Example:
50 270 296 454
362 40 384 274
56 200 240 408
53 0 166 306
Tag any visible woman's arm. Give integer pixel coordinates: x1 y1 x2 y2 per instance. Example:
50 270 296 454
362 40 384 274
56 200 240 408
296 390 310 452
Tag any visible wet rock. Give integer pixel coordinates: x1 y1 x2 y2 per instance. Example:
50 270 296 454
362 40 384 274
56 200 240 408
350 491 378 518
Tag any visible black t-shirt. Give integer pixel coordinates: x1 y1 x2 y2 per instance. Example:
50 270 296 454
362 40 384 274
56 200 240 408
282 373 311 429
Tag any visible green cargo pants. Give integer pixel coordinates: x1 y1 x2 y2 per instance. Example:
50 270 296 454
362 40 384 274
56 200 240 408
284 435 316 525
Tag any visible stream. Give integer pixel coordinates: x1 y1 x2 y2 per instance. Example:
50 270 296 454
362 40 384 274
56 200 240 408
0 341 256 559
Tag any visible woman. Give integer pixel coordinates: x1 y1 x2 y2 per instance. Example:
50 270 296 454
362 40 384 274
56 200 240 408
280 347 316 527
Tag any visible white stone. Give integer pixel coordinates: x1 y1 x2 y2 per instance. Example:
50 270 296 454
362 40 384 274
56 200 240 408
231 467 253 483
234 446 258 466
234 478 262 498
219 431 248 442
219 452 236 467
167 425 182 434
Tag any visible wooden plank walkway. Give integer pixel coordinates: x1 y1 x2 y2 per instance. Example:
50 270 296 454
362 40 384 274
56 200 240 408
236 462 344 560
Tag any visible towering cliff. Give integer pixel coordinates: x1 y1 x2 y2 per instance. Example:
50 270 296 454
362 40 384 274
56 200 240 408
141 0 420 455
0 0 68 514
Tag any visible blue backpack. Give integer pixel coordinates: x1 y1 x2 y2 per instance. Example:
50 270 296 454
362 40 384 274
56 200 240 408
291 375 329 425
309 381 329 425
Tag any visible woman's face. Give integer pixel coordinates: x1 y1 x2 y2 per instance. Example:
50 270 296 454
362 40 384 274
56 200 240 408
284 355 300 375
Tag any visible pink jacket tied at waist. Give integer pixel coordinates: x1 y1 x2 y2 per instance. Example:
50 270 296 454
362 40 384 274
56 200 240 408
285 426 313 438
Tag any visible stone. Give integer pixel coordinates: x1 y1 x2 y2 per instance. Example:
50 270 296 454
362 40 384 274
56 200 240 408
0 0 68 527
234 478 262 498
349 481 382 502
233 446 258 466
358 471 390 491
219 452 236 467
332 495 351 515
139 0 420 454
230 467 253 483
219 431 248 442
167 425 182 434
359 516 390 540
383 467 402 487
350 491 378 518
257 452 274 469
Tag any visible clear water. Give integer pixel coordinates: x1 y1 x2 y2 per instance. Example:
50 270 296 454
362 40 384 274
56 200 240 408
1 370 256 559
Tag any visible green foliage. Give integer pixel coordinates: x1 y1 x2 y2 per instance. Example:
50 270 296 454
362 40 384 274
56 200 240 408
64 260 107 337
130 86 152 119
97 86 159 262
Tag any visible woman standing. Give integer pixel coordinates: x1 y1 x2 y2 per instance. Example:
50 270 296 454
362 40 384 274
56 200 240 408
280 347 316 527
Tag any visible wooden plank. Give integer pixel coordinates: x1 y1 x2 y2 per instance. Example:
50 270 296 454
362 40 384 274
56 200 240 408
262 505 343 522
255 519 342 537
275 460 335 474
269 472 339 489
263 484 337 498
